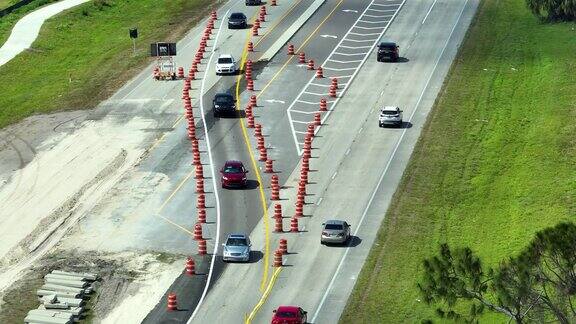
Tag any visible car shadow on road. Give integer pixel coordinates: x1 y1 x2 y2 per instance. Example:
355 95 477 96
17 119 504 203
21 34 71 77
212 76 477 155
400 121 412 129
382 121 412 129
397 57 409 63
218 110 246 118
223 180 259 190
245 180 260 190
218 251 263 264
324 236 362 248
248 250 264 263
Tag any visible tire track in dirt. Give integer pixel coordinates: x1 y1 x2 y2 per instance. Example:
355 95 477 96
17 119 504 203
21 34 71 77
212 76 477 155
0 148 128 292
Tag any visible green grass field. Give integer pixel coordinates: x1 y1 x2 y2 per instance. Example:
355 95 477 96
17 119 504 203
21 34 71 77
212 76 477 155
0 0 220 129
340 0 576 322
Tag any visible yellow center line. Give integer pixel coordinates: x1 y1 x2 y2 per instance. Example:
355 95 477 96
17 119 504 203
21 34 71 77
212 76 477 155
145 2 300 279
245 267 283 323
158 168 196 213
256 0 346 99
243 0 346 322
157 214 196 236
236 9 272 294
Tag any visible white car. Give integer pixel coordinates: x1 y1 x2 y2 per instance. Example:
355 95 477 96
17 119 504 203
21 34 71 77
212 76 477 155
378 106 403 127
215 54 238 75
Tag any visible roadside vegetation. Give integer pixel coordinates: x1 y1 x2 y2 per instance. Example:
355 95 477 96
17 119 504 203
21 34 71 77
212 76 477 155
420 223 576 323
341 0 576 322
0 0 221 129
526 0 576 21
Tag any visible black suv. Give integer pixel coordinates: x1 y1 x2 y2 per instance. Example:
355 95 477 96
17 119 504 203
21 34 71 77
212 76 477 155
245 0 261 5
213 93 236 117
228 12 247 29
377 41 399 62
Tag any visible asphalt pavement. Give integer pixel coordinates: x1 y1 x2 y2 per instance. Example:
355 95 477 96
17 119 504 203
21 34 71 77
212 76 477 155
49 0 480 322
191 0 480 323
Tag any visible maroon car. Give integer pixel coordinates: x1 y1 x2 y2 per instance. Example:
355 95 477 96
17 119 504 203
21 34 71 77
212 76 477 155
271 306 307 324
220 160 248 188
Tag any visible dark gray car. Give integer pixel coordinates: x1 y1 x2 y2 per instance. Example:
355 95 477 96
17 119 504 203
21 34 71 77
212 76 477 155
321 220 351 245
228 12 247 29
213 93 236 117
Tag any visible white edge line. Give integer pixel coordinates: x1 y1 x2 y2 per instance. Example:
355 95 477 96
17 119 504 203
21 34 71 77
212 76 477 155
187 5 233 322
311 0 470 321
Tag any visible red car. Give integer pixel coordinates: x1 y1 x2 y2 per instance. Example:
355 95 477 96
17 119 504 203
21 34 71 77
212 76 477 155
220 160 248 188
271 306 307 324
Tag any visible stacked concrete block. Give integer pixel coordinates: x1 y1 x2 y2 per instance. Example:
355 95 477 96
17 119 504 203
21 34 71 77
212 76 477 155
25 270 99 323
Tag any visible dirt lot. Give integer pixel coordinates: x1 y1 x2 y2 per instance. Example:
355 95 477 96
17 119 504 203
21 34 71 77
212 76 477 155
0 248 184 323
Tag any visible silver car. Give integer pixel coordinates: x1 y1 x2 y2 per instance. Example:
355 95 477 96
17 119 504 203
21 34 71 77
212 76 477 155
222 233 251 262
321 220 351 245
378 106 403 127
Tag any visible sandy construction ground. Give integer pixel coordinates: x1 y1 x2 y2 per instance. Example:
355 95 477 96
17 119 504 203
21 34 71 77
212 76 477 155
0 95 183 321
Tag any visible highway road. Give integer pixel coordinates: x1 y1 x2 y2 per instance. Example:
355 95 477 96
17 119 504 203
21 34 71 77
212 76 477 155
188 0 480 323
67 0 368 322
0 0 479 322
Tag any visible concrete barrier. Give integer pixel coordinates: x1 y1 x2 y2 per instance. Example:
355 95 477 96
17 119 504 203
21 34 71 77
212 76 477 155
54 297 84 307
41 284 84 295
51 270 98 281
45 273 90 282
24 313 72 324
259 0 327 61
38 305 83 316
44 278 88 288
27 309 74 320
43 302 70 310
37 290 80 299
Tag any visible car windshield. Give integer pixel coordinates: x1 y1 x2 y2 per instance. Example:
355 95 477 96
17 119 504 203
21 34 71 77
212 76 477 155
218 57 233 64
230 13 244 19
381 110 398 115
224 166 243 173
227 238 247 246
276 311 296 318
325 224 343 230
215 95 233 104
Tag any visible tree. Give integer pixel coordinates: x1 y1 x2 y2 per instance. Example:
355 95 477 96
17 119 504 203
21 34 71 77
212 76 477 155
418 244 525 323
525 0 576 22
522 222 576 322
419 222 576 323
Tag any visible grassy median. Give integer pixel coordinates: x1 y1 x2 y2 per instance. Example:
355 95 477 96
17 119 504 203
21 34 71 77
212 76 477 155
0 0 221 129
341 0 576 322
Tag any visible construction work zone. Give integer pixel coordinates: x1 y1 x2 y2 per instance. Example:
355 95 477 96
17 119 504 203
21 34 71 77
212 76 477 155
24 270 99 324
